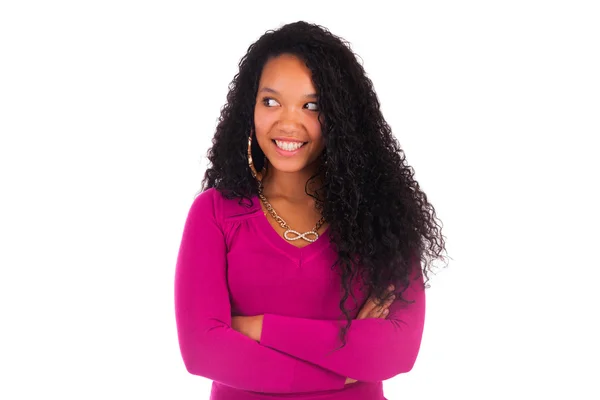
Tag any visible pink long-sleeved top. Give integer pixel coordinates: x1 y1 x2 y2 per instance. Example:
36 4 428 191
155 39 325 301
174 188 426 400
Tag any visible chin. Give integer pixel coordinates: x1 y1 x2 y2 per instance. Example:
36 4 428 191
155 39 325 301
266 159 312 174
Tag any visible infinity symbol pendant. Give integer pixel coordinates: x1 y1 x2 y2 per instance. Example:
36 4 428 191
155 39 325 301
284 229 319 243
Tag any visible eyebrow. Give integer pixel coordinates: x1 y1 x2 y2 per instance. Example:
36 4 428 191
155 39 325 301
259 87 318 99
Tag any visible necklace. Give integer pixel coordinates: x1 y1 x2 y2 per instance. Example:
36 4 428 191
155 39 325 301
257 183 326 243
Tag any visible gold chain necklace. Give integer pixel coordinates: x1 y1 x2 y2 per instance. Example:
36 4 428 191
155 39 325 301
257 183 325 243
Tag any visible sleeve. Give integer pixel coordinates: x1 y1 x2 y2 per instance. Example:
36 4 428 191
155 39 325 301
259 256 426 383
174 189 347 393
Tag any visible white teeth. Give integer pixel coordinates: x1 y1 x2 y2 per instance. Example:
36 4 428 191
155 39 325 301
275 140 304 151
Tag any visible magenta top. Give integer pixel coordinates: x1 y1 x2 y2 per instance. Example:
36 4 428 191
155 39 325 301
174 188 426 399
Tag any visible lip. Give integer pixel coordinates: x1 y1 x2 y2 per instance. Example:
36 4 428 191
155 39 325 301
272 139 307 157
272 137 306 143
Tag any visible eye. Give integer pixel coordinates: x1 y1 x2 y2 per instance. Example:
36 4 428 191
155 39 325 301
305 102 319 111
262 97 280 107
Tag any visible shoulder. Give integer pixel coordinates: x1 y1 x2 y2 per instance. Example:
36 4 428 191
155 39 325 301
191 188 260 223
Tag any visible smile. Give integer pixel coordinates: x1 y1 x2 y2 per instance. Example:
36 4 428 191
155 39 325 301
273 140 307 152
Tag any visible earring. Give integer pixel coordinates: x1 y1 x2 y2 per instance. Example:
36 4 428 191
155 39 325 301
247 131 266 181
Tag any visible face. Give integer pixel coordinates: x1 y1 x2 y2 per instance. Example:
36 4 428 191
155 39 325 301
254 53 326 175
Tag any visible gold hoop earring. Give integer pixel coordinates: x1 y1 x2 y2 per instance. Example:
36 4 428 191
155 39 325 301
247 132 266 181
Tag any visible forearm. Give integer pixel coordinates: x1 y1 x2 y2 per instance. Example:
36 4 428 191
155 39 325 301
178 318 347 393
259 313 423 381
257 272 426 382
235 308 424 382
232 315 359 386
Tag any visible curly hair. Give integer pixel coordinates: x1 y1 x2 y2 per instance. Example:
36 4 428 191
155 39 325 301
201 21 448 347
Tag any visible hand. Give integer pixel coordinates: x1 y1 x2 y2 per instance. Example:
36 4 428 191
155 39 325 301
231 315 263 342
356 284 396 320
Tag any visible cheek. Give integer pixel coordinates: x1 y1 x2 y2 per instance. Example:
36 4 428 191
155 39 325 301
253 107 270 140
308 120 324 144
253 107 266 132
253 110 275 153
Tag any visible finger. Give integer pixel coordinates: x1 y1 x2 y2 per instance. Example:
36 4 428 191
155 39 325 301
360 296 380 318
374 304 390 319
371 298 386 315
360 302 376 319
368 287 394 315
366 308 380 319
357 299 375 319
373 293 395 318
374 306 386 318
372 299 389 318
357 304 372 320
385 294 396 307
380 299 394 319
358 288 395 319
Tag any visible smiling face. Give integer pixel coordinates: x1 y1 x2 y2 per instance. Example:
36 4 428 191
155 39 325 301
253 53 326 175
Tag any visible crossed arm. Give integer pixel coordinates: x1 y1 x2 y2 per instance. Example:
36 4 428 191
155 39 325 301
174 190 426 393
231 267 426 383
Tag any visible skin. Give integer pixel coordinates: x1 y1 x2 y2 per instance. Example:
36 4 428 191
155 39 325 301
232 53 396 385
253 53 328 247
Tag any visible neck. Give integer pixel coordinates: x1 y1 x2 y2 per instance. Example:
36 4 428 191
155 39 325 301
261 163 323 203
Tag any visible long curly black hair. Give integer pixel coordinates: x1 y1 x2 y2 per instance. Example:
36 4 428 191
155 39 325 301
201 21 447 347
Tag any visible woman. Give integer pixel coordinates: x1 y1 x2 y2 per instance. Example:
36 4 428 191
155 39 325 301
174 21 446 400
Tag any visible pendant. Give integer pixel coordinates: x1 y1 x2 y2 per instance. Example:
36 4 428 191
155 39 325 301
284 229 319 243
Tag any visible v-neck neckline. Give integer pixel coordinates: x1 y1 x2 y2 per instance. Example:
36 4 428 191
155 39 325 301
250 194 331 261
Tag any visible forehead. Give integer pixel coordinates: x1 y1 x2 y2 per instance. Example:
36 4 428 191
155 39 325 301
258 54 316 94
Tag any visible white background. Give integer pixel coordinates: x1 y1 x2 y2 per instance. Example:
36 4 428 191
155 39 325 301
1 1 599 399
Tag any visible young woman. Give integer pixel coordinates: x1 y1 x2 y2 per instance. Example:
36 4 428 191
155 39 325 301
174 21 446 400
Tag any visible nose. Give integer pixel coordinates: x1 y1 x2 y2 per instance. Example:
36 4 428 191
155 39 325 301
277 106 303 132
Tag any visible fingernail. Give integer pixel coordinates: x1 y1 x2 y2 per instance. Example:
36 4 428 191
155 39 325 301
383 309 389 315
